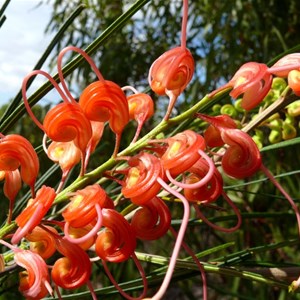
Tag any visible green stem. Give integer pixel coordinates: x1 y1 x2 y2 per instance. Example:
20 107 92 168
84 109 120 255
0 0 10 19
0 222 16 239
135 252 292 291
54 93 214 203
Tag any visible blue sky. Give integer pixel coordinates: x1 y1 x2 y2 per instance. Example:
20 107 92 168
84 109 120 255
0 0 53 106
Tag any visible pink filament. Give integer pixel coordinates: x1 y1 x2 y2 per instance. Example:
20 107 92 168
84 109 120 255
152 177 190 300
194 191 242 233
11 203 44 244
267 63 300 75
165 149 215 189
169 226 208 300
64 204 103 244
101 253 148 300
181 0 189 49
22 69 70 131
260 164 300 238
57 46 105 104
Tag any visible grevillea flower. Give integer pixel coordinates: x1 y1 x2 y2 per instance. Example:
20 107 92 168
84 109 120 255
51 236 92 290
195 113 237 147
148 0 194 121
11 186 56 244
288 70 300 96
43 102 92 161
209 62 272 110
67 224 97 251
159 130 206 177
79 80 129 157
0 169 21 223
197 113 262 178
62 184 110 244
17 250 52 300
56 46 129 158
25 225 58 260
151 130 215 190
268 53 300 77
0 134 39 197
85 121 105 167
131 196 171 240
0 240 52 300
121 152 164 205
45 140 81 192
22 69 93 177
220 128 262 178
95 208 136 262
183 158 223 204
123 85 154 143
148 47 194 120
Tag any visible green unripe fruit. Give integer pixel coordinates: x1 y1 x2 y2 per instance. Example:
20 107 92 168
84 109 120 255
268 129 282 144
263 89 276 105
282 122 297 140
272 77 287 93
234 99 245 113
284 114 295 125
220 104 238 118
286 100 300 117
254 129 264 140
252 135 263 149
212 104 222 114
268 119 282 131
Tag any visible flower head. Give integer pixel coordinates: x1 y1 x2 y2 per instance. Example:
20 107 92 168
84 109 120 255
0 134 39 197
16 249 52 300
148 47 194 120
12 186 56 244
121 152 164 205
209 62 272 110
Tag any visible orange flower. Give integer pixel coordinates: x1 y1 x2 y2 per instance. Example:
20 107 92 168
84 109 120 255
46 140 81 191
0 169 21 223
221 129 262 179
126 90 154 143
51 237 92 290
148 46 194 120
197 114 262 179
63 184 107 228
209 62 272 110
288 70 300 96
0 240 53 300
79 80 129 157
195 113 237 147
131 197 171 240
16 249 52 300
22 69 93 177
0 134 39 197
62 184 112 244
25 225 58 260
43 103 92 161
268 53 300 77
121 152 164 205
95 208 136 262
12 186 56 244
159 130 206 177
184 158 223 204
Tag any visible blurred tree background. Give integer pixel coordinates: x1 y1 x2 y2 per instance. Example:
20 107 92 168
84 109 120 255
44 0 300 113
